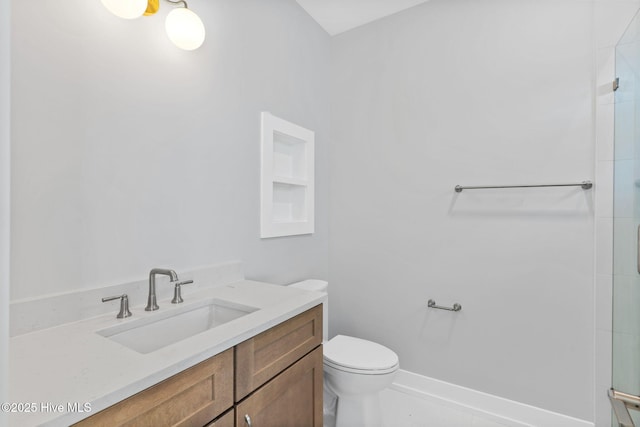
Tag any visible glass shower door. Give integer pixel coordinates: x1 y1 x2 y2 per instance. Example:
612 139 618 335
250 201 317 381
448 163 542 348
613 9 640 426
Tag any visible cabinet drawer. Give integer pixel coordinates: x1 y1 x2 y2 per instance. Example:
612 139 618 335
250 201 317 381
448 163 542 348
73 348 234 427
236 346 323 427
235 304 322 400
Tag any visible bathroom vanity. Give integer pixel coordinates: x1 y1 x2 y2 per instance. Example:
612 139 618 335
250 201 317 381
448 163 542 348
8 280 325 427
73 306 323 426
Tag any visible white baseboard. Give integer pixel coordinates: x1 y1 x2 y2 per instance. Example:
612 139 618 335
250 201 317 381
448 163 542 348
390 370 594 427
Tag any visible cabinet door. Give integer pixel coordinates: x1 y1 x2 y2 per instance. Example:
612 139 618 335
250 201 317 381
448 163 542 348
236 346 323 427
235 305 322 400
73 348 233 427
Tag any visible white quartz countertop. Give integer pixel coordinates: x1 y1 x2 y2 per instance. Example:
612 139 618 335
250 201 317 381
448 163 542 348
8 280 325 427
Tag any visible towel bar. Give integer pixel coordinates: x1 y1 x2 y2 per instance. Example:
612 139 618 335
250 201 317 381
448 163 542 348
454 181 593 193
428 299 462 312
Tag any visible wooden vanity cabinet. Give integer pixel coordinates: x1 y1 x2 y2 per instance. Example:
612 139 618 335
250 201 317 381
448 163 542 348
73 348 234 427
235 305 323 427
73 304 323 427
235 304 322 400
235 346 323 427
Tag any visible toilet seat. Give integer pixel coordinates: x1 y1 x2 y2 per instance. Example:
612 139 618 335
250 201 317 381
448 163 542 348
323 335 399 375
324 359 399 375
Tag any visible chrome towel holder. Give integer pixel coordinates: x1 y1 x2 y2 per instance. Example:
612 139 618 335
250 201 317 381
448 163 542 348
454 180 593 193
428 299 462 312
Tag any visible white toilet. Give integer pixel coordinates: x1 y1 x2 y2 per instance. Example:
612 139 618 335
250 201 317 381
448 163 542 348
290 280 399 427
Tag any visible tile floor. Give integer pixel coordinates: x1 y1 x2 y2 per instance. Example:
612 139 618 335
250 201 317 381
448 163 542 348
380 389 511 427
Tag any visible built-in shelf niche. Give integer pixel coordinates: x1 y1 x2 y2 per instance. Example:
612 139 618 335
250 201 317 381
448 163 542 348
260 112 314 238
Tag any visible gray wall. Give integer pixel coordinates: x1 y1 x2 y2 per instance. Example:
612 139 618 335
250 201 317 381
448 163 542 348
1 0 10 418
10 0 330 300
329 0 595 420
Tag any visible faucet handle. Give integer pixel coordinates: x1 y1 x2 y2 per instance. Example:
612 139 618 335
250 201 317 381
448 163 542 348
171 280 194 304
102 294 133 319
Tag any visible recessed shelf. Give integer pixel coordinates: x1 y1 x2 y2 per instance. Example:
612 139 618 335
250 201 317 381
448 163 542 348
260 112 315 238
273 176 308 186
273 132 307 181
272 183 307 223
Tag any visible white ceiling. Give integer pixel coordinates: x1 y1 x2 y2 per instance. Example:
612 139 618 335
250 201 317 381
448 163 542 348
295 0 430 36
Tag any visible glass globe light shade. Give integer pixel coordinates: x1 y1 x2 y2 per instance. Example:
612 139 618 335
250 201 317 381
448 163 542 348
165 8 206 51
101 0 148 19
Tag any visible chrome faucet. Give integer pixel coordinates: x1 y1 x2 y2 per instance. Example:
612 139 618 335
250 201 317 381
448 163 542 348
145 268 179 311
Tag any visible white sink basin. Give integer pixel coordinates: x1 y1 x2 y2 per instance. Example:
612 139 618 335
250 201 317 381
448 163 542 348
97 298 258 354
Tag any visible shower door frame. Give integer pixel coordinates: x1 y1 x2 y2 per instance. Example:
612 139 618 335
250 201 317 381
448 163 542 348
609 389 638 427
611 7 640 426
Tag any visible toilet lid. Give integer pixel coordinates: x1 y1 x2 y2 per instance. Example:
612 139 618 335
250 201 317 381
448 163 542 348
323 335 399 372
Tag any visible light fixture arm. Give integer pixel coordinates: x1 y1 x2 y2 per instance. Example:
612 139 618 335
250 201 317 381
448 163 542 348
144 0 188 16
165 0 188 8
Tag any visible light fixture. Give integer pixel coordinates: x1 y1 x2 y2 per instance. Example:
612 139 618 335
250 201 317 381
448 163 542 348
102 0 206 51
164 2 206 51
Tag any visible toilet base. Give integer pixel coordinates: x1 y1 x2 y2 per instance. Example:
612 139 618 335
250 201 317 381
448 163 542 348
323 386 338 427
334 391 384 427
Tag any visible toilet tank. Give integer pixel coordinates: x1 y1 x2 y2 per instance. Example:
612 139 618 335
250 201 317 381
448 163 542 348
289 279 328 342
